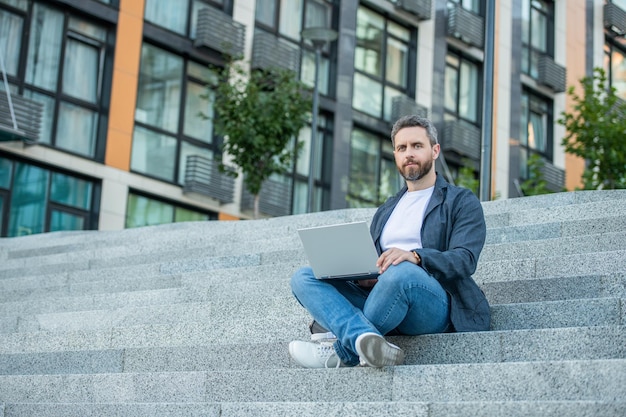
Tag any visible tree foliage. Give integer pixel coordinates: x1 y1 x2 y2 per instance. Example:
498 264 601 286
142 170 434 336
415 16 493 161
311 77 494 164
558 67 626 190
455 159 479 196
210 60 312 218
520 153 552 196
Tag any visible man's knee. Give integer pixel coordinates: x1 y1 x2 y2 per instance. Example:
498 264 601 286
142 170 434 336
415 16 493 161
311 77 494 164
290 266 315 294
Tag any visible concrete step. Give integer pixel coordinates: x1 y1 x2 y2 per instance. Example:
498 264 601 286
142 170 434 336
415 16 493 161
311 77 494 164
2 400 624 417
474 249 626 284
1 191 625 269
0 359 624 403
0 293 621 345
480 230 626 262
0 287 197 317
0 272 182 303
0 325 623 375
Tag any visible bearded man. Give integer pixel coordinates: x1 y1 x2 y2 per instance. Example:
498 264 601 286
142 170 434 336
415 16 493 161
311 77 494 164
288 115 490 368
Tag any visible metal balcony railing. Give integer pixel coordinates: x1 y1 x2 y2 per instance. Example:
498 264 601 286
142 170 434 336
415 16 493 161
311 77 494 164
388 0 431 20
251 30 300 73
537 53 566 93
183 155 236 204
194 7 245 57
442 119 481 161
390 95 428 122
241 177 292 217
0 91 43 144
447 3 485 48
604 3 626 36
539 158 565 193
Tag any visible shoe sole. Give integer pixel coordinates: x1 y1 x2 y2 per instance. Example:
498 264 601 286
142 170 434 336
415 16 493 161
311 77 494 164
355 332 404 368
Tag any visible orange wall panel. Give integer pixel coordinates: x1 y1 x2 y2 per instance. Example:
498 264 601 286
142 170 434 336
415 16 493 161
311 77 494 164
564 1 586 190
105 0 145 171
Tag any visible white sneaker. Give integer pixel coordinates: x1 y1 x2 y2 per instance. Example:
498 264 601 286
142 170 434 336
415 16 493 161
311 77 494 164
355 332 405 368
289 340 342 368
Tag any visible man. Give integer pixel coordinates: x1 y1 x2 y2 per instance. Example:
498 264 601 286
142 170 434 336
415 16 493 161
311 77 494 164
289 115 490 368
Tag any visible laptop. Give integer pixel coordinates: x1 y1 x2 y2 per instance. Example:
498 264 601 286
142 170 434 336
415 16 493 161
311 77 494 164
297 221 380 280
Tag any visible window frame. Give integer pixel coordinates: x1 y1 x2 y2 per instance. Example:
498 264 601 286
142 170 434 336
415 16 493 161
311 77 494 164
519 88 554 180
444 50 483 125
352 5 417 122
131 42 222 186
521 0 555 78
0 154 100 237
125 190 217 229
347 126 402 208
0 1 113 161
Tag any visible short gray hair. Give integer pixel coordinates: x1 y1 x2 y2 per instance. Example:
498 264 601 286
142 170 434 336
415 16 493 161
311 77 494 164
390 115 438 147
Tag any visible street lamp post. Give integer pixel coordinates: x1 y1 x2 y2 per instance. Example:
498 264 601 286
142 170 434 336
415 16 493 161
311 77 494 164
301 27 337 213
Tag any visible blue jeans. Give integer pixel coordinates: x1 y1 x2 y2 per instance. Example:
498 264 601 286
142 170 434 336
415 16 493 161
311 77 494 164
290 262 451 366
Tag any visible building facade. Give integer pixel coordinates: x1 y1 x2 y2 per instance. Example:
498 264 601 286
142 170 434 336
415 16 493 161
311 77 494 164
0 0 619 236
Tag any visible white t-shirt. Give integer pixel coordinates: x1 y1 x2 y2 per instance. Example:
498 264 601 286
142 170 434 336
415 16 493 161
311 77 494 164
380 186 434 252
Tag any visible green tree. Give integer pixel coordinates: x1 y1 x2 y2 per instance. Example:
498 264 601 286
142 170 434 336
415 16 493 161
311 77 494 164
210 61 312 218
558 67 626 190
520 153 551 196
455 159 479 196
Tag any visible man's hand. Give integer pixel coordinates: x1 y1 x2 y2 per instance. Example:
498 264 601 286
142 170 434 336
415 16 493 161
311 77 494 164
376 247 416 273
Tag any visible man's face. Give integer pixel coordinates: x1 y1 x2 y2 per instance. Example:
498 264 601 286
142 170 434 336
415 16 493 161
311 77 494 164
393 126 440 182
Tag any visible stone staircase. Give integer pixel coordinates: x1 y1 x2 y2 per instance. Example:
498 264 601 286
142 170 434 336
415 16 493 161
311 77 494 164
0 190 625 416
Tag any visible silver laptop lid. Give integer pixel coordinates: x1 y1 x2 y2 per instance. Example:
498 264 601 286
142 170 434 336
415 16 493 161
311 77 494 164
297 221 380 280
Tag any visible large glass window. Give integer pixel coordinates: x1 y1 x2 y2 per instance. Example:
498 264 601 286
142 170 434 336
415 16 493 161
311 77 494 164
255 0 334 96
444 51 480 124
125 192 214 228
604 42 626 100
1 1 112 159
348 128 402 208
520 90 553 179
132 43 219 185
0 155 99 237
353 6 415 121
521 0 553 79
290 113 333 214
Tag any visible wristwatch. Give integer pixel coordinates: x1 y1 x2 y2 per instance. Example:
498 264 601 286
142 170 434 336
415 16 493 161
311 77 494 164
412 250 421 265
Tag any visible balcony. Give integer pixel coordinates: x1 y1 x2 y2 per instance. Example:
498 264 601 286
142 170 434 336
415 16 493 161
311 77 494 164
604 3 626 36
442 119 481 161
183 155 236 204
194 7 245 58
539 158 565 193
537 53 566 93
251 30 300 73
0 91 43 144
447 3 485 48
241 177 292 217
389 0 432 20
390 95 428 122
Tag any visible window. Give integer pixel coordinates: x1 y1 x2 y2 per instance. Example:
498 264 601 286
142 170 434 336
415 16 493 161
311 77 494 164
0 155 99 237
290 113 333 214
348 128 403 208
444 51 481 124
0 1 112 159
353 6 415 121
447 0 481 14
144 0 224 37
604 42 626 100
254 0 336 214
520 90 553 179
255 0 334 96
125 192 215 228
521 0 554 79
132 43 219 184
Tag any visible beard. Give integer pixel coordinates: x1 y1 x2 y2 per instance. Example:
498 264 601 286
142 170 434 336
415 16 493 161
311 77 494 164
398 158 433 182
